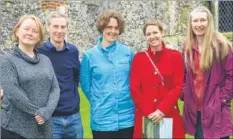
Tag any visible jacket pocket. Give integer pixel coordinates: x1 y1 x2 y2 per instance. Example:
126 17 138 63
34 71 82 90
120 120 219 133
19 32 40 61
118 59 130 71
203 86 221 128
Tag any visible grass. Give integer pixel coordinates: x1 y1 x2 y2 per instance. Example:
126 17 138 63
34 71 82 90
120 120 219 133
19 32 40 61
79 88 233 139
222 32 233 41
79 88 92 138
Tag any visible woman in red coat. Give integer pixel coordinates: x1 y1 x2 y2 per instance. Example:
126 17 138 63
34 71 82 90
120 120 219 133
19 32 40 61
130 19 185 138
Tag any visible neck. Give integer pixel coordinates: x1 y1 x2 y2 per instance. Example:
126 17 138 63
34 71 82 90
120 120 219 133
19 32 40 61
101 39 113 48
196 36 204 53
196 36 204 46
18 43 35 57
50 39 65 51
150 44 162 53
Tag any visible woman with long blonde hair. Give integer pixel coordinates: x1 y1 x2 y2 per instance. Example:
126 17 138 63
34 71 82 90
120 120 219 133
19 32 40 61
182 6 233 139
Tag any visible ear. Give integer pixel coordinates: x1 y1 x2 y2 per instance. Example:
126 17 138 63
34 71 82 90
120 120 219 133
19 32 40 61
15 28 19 39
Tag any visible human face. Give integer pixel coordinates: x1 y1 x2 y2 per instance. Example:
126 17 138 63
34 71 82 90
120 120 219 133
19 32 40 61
102 18 120 44
145 25 163 50
16 18 40 47
47 17 67 44
191 12 208 37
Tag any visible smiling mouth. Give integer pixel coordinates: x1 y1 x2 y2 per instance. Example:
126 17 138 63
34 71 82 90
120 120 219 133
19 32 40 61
109 35 117 38
150 39 158 42
25 38 34 41
195 28 204 31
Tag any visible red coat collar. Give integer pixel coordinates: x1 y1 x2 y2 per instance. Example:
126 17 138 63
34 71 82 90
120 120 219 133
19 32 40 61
147 41 166 58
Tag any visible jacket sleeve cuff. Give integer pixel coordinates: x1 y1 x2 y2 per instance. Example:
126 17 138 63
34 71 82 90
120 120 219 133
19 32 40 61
220 94 231 107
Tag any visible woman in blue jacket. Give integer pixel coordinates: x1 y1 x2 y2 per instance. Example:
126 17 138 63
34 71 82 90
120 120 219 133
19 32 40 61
80 9 135 138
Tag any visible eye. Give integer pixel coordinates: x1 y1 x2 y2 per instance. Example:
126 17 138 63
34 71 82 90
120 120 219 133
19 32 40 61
114 27 119 30
32 29 38 33
152 31 158 35
24 28 30 31
200 18 207 22
192 19 198 23
53 25 58 28
146 33 151 36
106 26 113 29
60 25 66 29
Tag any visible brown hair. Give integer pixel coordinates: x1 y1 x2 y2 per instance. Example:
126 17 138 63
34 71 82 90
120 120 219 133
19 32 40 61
12 15 44 46
96 9 125 35
143 19 163 35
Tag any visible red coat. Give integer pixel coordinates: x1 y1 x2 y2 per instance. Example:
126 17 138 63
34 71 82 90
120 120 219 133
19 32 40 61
130 43 185 138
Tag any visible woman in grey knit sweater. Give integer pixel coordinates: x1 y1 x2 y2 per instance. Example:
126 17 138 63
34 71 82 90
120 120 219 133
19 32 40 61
1 15 60 138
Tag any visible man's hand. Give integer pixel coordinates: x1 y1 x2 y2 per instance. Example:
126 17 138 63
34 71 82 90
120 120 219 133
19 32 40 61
35 114 45 125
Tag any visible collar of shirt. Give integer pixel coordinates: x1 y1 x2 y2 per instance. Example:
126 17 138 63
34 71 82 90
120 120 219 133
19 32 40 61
97 36 117 54
192 38 200 54
147 41 166 59
45 38 70 52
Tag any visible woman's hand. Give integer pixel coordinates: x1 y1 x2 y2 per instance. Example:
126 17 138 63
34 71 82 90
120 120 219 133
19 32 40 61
0 89 3 104
148 109 164 124
35 114 45 125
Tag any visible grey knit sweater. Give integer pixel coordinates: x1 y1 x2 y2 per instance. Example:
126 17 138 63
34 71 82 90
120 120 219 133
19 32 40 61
1 46 60 138
0 54 2 89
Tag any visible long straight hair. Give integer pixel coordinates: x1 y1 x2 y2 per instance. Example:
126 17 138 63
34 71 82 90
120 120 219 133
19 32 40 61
184 6 232 71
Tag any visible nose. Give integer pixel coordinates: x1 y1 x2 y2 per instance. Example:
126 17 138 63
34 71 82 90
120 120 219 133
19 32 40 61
149 34 156 39
26 30 33 35
196 21 203 26
110 28 116 33
57 27 63 33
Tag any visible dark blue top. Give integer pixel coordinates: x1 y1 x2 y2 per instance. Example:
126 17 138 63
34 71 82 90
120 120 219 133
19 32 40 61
38 39 80 116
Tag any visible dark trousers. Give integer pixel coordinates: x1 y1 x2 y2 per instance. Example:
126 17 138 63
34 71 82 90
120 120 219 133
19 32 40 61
92 126 134 139
195 111 229 139
1 127 26 139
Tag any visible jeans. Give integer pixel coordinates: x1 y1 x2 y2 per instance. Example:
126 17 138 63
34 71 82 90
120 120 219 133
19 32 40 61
52 112 83 139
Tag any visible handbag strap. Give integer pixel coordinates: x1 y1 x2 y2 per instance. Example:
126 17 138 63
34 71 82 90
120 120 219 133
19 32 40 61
145 51 164 86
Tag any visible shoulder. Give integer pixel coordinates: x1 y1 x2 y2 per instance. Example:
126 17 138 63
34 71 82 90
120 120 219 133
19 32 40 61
135 51 146 56
38 53 54 68
132 51 146 60
117 42 135 56
1 53 16 70
117 42 132 51
38 53 51 62
38 42 47 50
37 43 49 54
2 52 14 63
166 48 182 57
38 53 54 64
67 42 79 52
83 45 97 56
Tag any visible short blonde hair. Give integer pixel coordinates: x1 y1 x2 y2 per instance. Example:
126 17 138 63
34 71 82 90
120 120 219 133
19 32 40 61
143 19 163 35
12 15 44 46
96 9 125 35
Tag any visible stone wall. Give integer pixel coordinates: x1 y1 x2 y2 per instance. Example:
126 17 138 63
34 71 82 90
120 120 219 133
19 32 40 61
0 0 204 53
